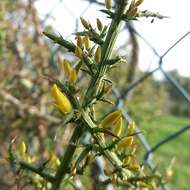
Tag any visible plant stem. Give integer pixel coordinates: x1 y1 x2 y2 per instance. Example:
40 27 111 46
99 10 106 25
51 124 83 190
84 0 128 102
80 110 133 178
51 1 130 189
20 161 55 182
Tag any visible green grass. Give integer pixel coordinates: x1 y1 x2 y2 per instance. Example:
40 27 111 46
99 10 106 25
139 115 190 190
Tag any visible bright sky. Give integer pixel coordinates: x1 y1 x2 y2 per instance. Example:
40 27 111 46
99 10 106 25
35 0 190 77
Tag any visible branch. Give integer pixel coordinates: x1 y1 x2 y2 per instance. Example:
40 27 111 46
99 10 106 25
0 90 60 124
20 161 56 183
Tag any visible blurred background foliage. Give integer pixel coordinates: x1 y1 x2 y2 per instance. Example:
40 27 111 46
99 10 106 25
0 0 189 189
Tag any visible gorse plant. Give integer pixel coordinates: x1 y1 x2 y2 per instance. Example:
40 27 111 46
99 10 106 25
9 0 168 189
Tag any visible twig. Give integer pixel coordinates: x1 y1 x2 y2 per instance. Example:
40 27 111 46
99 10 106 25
0 90 60 124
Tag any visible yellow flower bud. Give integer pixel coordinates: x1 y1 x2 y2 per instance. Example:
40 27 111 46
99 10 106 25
19 141 26 158
95 46 101 63
26 155 32 163
114 117 122 136
51 84 72 113
84 34 91 50
56 157 61 166
76 35 83 48
80 17 90 30
71 167 77 176
127 121 135 135
48 153 61 168
101 110 122 128
63 59 72 76
75 46 83 59
129 157 141 172
105 0 112 10
26 155 36 163
96 18 103 31
117 136 133 149
68 69 77 84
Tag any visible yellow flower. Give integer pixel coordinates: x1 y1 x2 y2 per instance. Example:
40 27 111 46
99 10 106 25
19 141 26 158
95 46 102 63
26 155 36 163
62 60 77 84
68 69 77 84
63 59 72 76
76 35 83 48
117 136 133 149
51 84 72 113
131 164 140 172
48 153 61 168
84 34 91 50
129 157 140 172
100 110 122 128
114 117 122 136
127 121 135 135
75 46 83 59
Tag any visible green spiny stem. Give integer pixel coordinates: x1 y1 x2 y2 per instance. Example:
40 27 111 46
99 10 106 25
80 110 133 178
74 31 104 46
20 161 55 183
79 0 133 179
43 32 75 52
100 0 128 68
19 160 84 182
84 0 129 103
52 101 132 189
52 124 84 190
50 1 131 189
128 175 161 182
101 9 167 22
43 32 95 75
